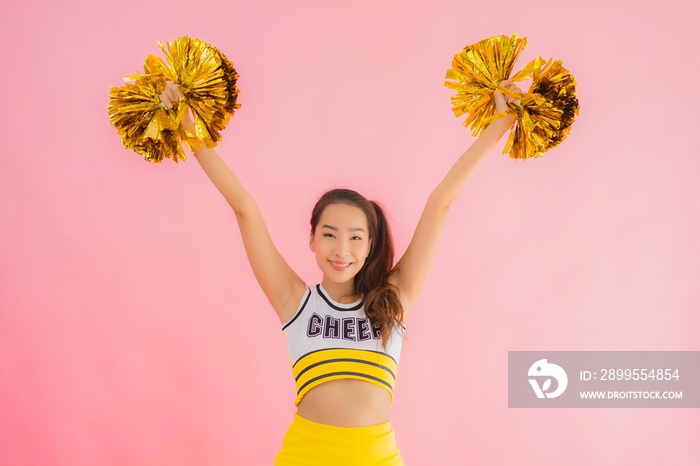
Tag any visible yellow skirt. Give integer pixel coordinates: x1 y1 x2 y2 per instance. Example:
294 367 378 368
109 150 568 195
274 413 405 466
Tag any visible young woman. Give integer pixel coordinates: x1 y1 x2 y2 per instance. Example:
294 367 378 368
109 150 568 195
160 78 522 465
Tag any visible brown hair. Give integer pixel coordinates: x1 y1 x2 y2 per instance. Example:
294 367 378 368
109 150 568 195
310 188 405 351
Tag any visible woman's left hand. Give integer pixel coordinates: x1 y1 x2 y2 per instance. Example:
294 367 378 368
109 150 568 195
493 78 523 114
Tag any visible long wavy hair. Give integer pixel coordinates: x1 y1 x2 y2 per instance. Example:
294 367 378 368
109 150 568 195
310 188 405 351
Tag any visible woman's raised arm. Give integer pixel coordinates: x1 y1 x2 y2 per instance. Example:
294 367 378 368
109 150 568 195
161 82 307 323
389 80 523 320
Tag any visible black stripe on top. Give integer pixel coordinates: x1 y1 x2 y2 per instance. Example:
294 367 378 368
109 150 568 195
316 284 364 311
297 371 393 395
282 287 311 331
295 357 396 381
293 347 398 367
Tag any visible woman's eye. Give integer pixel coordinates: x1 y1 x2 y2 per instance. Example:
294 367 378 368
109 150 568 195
352 236 362 240
323 233 335 238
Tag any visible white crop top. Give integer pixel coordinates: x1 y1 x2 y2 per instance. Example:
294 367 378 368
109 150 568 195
281 284 406 406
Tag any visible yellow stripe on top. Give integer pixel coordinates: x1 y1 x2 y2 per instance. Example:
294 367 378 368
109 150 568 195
292 348 399 406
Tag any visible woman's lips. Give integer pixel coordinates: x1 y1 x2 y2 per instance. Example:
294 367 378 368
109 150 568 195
329 260 352 271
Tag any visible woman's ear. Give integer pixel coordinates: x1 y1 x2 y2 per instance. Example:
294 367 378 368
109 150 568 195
309 231 315 252
367 236 373 258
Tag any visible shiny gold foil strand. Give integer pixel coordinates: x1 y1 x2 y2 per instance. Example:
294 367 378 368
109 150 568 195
108 73 188 163
444 33 528 137
533 58 579 152
208 42 242 128
503 58 579 159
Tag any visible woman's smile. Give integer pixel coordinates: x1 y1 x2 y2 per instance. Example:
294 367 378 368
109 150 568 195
328 260 353 271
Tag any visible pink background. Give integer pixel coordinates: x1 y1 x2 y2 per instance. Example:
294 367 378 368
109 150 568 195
1 0 698 465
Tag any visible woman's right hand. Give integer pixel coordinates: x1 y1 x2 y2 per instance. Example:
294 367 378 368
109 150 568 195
160 81 184 109
160 81 196 135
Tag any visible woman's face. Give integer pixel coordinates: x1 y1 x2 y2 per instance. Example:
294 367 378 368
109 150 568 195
309 203 372 284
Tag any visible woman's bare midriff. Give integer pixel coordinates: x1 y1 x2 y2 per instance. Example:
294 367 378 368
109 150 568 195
296 378 392 427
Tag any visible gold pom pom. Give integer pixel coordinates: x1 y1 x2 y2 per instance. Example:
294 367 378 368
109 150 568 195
108 74 187 163
148 36 241 151
108 36 241 163
444 33 528 137
503 58 579 159
445 34 579 160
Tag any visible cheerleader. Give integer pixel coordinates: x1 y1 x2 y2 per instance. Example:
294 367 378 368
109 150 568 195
160 78 522 465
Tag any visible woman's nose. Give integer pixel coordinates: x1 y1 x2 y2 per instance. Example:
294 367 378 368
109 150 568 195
333 240 350 257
